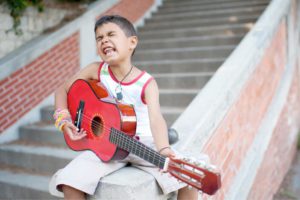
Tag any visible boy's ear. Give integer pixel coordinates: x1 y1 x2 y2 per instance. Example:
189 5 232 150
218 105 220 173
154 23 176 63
129 36 138 50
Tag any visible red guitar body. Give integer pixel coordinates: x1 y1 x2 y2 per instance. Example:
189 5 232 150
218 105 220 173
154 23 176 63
66 79 137 162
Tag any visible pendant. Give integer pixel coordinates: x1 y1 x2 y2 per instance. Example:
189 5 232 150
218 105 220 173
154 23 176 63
115 84 123 101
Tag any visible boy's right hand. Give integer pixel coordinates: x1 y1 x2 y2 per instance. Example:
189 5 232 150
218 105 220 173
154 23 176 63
62 122 87 140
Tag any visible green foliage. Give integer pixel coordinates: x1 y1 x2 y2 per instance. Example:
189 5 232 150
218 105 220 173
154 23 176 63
57 0 94 2
0 0 95 35
0 0 43 35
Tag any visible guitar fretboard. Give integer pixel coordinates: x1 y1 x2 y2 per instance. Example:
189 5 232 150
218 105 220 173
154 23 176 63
109 127 166 169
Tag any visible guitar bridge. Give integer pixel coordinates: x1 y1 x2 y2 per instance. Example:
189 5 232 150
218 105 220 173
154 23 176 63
74 100 85 130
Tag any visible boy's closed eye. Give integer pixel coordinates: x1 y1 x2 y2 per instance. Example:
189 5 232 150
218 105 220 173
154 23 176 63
96 31 116 42
96 36 103 42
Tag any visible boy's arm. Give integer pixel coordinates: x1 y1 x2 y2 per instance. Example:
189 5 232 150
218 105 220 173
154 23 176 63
54 62 100 140
144 79 175 157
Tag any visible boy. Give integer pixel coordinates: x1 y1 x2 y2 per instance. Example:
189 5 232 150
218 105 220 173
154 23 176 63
49 15 199 200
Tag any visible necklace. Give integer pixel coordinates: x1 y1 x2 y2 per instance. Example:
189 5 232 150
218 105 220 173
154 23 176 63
115 65 134 101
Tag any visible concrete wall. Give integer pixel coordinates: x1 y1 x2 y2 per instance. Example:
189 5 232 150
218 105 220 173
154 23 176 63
173 0 300 199
0 5 72 59
0 0 157 141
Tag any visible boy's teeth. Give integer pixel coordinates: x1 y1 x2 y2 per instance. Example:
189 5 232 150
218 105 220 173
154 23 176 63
104 48 114 55
106 49 112 54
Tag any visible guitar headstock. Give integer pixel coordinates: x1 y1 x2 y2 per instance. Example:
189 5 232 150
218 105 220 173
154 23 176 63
167 157 221 195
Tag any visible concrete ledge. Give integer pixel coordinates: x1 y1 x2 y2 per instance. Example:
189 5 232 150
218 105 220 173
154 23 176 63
89 167 175 200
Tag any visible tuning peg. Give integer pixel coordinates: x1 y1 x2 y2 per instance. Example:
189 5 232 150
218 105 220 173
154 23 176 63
194 161 205 168
207 165 218 172
209 165 217 170
194 161 201 166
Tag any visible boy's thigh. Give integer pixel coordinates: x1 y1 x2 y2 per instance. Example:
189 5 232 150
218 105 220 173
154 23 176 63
60 151 128 181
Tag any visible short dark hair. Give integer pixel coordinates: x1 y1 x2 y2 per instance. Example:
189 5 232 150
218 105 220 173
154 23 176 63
94 15 137 37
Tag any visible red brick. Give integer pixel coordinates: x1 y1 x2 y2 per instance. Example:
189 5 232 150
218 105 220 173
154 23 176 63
202 21 288 197
248 66 300 198
99 0 154 23
1 77 15 90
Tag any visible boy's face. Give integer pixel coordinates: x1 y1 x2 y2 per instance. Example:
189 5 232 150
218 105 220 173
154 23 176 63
95 22 137 65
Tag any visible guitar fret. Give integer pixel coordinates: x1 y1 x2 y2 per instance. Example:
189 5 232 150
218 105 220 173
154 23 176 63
110 128 166 169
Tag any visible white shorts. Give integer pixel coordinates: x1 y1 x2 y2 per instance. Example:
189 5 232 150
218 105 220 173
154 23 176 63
49 142 191 198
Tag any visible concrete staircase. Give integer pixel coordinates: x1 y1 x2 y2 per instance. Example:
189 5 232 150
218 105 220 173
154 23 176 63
0 0 269 199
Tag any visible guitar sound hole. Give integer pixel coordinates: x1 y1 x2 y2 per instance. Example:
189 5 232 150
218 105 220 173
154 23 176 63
91 116 103 136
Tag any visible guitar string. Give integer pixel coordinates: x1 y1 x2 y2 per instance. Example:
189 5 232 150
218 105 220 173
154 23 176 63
110 128 165 168
78 114 164 163
111 127 203 190
103 121 165 167
74 113 166 166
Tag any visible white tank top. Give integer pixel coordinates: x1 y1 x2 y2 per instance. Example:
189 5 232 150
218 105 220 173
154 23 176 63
98 62 154 139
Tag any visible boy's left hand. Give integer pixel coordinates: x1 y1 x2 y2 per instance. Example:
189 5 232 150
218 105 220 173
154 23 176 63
160 147 176 158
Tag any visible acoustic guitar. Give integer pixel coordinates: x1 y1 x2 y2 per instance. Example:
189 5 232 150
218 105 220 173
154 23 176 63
65 79 221 195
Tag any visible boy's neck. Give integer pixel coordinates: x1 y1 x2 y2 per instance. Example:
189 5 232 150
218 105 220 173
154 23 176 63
109 61 134 81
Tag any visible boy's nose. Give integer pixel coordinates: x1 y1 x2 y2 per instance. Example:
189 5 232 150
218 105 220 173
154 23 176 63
101 37 109 44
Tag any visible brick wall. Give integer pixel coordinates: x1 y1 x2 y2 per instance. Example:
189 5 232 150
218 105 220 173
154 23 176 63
0 0 154 133
100 0 154 23
0 32 80 132
200 19 298 199
248 66 300 199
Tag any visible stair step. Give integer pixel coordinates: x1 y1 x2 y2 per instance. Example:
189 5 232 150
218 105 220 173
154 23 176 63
37 101 190 128
138 24 252 40
141 14 259 31
138 34 244 50
141 15 259 31
41 105 55 122
160 89 199 107
133 45 235 62
161 106 186 126
19 122 67 146
154 72 213 89
158 0 269 14
0 169 53 199
162 0 266 7
150 6 265 22
0 143 78 175
135 58 224 73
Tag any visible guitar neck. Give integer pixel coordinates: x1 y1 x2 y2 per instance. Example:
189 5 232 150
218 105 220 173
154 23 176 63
109 128 166 169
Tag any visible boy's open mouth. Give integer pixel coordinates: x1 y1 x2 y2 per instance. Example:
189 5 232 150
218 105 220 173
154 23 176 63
103 47 116 56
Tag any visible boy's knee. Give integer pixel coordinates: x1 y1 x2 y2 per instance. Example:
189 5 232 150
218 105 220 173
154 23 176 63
62 185 86 200
177 186 198 200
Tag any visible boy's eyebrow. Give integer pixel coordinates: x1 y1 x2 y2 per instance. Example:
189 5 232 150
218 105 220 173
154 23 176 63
96 30 117 40
107 31 116 35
